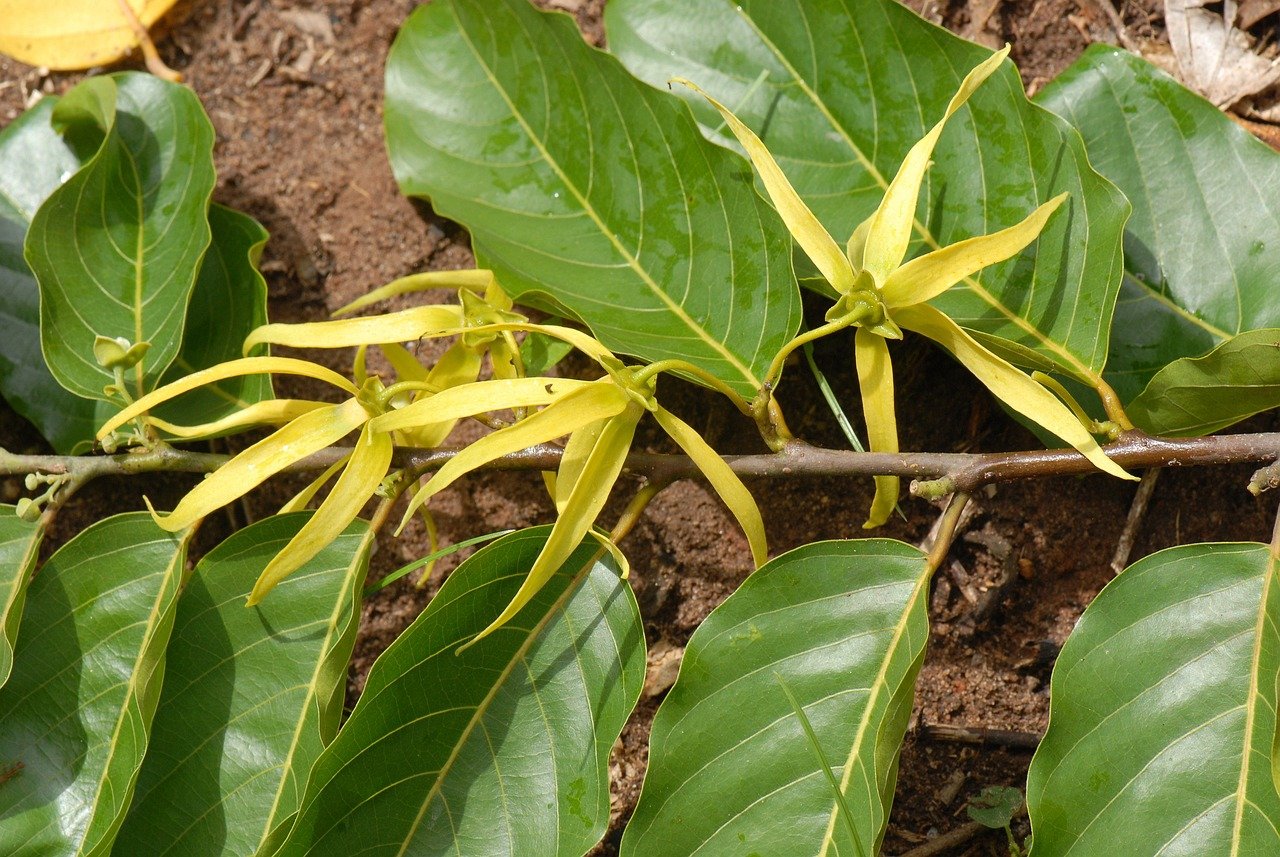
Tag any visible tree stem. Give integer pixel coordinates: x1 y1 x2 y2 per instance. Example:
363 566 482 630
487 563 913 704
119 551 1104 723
5 429 1280 501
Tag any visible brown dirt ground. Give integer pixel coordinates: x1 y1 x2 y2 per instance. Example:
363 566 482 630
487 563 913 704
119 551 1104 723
3 1 1279 854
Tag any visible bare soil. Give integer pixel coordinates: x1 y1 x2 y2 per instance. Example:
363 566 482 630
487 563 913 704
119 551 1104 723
3 1 1278 854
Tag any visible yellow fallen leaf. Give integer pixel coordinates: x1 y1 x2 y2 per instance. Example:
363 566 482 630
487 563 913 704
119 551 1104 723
0 0 177 72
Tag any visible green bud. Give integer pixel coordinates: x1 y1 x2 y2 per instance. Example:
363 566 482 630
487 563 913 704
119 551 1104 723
93 335 151 370
23 473 39 491
15 497 40 522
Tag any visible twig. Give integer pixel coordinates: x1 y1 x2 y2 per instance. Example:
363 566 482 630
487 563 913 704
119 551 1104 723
921 493 975 574
895 805 1027 857
1086 0 1142 52
1249 457 1280 495
916 722 1042 751
113 0 182 82
5 430 1280 500
1110 467 1161 574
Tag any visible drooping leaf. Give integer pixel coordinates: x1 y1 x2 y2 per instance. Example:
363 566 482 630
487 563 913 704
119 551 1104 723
1026 543 1280 854
0 0 178 70
0 95 116 452
0 513 187 856
115 513 373 856
0 505 41 690
25 72 215 401
607 0 1129 386
153 203 273 432
275 527 645 856
1036 47 1280 427
1127 329 1280 437
384 0 801 399
622 539 930 856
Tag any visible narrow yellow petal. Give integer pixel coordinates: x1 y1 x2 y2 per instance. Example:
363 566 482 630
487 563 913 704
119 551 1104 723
279 453 351 514
98 357 358 439
353 345 369 385
489 337 522 380
380 343 430 383
369 377 594 434
862 46 1010 283
243 306 465 353
396 383 630 530
148 399 325 440
855 328 900 528
425 341 484 391
414 506 441 588
653 405 768 566
333 270 497 317
556 417 609 514
880 193 1067 308
248 423 392 604
846 216 871 271
588 530 631 580
468 409 641 644
674 78 856 292
151 398 370 532
398 320 617 369
391 343 484 449
894 303 1134 480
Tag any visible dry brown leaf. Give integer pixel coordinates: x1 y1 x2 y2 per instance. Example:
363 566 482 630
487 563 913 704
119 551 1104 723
1239 0 1280 28
1165 0 1280 107
0 0 177 71
277 9 335 46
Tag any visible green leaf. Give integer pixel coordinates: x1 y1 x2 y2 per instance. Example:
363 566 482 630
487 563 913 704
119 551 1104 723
274 527 644 856
0 95 116 453
113 513 372 856
25 72 215 401
621 539 929 856
1026 543 1280 854
1036 47 1280 421
152 203 273 432
384 0 801 399
968 786 1023 829
519 327 575 378
0 513 187 856
1127 329 1280 436
0 505 41 690
607 0 1130 385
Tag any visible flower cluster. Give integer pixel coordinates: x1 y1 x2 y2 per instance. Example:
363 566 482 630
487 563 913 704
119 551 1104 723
98 276 764 643
681 46 1131 526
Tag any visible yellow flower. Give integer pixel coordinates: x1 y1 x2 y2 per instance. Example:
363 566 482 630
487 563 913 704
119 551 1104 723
370 321 767 645
681 46 1133 527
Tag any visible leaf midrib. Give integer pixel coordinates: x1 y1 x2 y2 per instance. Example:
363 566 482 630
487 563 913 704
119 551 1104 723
729 1 1101 382
394 546 606 855
1231 546 1279 852
1122 270 1233 342
258 525 373 848
453 6 759 389
818 556 928 855
83 531 185 854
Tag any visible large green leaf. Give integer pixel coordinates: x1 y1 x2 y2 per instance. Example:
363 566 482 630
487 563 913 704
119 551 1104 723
274 526 644 856
622 539 930 856
384 0 801 399
1037 47 1280 428
25 73 215 401
0 513 187 857
0 505 41 690
1127 329 1280 437
153 203 273 431
1026 543 1280 854
0 95 115 452
114 513 372 856
607 0 1130 387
